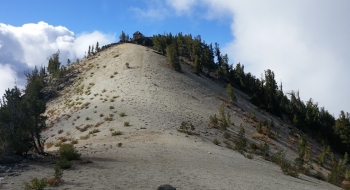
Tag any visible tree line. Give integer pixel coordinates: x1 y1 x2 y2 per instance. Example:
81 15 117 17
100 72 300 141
151 32 350 154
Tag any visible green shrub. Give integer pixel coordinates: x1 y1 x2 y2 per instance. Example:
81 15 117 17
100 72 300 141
89 129 100 134
177 121 198 135
119 112 126 117
234 126 247 153
47 165 63 187
209 114 218 127
24 178 47 190
249 142 258 151
112 131 123 136
118 143 123 147
223 132 231 139
213 138 220 145
58 144 81 161
124 121 130 127
226 83 237 102
56 159 72 169
328 153 348 186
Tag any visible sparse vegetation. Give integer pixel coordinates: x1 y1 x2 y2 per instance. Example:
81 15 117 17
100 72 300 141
119 112 126 117
177 121 198 135
212 138 220 145
24 178 48 190
209 104 232 129
58 129 64 134
58 143 81 160
234 126 247 153
80 134 90 140
112 131 123 136
124 121 130 127
89 129 100 134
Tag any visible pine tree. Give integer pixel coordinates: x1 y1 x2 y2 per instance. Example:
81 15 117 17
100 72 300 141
47 50 61 74
226 83 237 102
88 46 91 57
334 111 350 146
95 42 100 53
120 31 126 43
67 59 71 66
166 44 181 71
24 66 47 154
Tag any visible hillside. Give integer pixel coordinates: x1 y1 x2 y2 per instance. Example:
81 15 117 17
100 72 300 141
3 43 339 189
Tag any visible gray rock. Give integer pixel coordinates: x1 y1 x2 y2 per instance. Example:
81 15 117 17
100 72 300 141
157 184 176 190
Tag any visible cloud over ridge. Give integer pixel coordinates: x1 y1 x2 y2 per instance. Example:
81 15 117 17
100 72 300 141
0 21 115 95
164 0 350 114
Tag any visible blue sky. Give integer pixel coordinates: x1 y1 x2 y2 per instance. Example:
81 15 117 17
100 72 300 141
1 0 350 116
0 1 232 45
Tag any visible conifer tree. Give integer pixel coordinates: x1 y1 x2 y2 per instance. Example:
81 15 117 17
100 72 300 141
88 45 91 57
47 50 61 74
95 42 100 52
226 83 237 102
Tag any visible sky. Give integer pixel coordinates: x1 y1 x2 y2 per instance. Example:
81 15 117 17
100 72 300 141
0 0 349 116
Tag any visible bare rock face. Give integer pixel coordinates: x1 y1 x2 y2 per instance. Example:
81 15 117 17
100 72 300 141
157 184 176 190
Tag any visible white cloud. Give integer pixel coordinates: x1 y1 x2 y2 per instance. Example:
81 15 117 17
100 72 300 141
0 21 115 96
165 0 196 15
0 64 22 96
165 0 350 115
130 0 169 21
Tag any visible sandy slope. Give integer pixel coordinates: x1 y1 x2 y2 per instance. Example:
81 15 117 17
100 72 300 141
1 44 339 189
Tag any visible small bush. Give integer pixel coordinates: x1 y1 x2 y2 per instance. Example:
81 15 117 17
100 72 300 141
80 134 90 140
245 154 254 159
234 126 247 153
209 114 219 127
56 159 72 169
104 116 113 121
118 143 123 147
112 131 123 136
119 112 126 117
58 137 68 143
124 121 130 127
177 121 198 135
58 129 64 134
213 138 220 145
114 54 119 58
89 129 100 134
114 71 118 75
46 142 54 149
223 132 231 139
125 62 130 68
249 142 258 151
71 139 78 145
110 75 114 78
58 144 81 161
24 178 47 190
